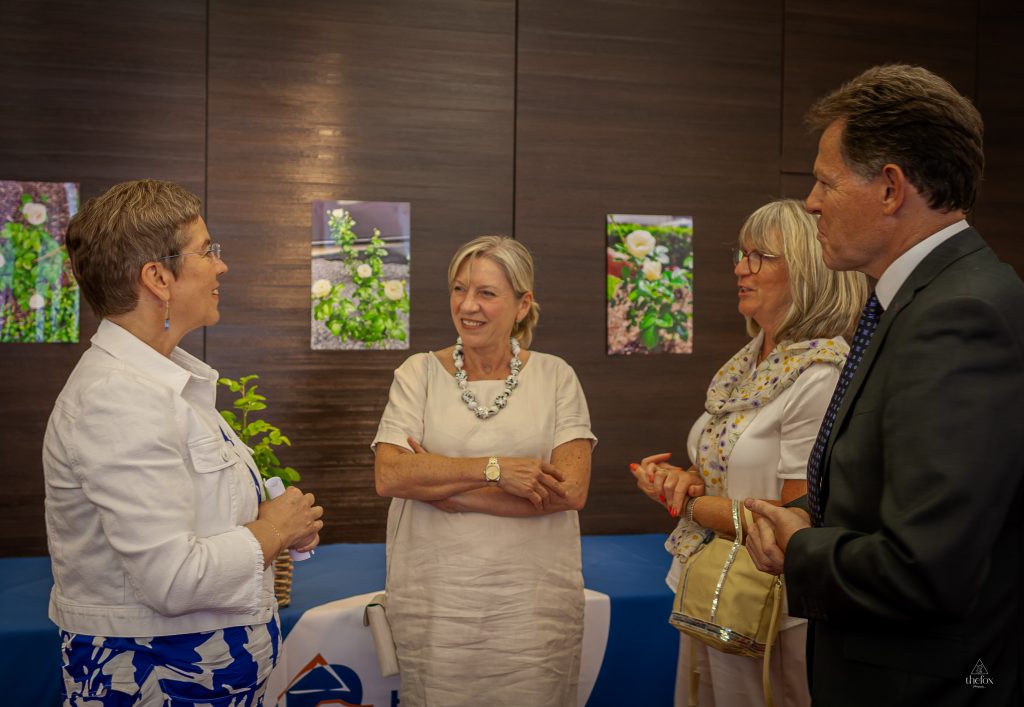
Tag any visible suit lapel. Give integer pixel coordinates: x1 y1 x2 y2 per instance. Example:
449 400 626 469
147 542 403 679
820 228 988 475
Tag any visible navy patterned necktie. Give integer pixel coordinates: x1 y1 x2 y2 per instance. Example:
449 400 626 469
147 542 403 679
806 293 883 526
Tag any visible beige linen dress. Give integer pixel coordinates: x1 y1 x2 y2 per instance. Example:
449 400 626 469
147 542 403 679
372 351 596 707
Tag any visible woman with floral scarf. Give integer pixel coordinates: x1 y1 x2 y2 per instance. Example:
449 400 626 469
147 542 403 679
631 200 867 707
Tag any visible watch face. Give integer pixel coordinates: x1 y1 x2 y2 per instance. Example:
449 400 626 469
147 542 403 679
485 464 500 481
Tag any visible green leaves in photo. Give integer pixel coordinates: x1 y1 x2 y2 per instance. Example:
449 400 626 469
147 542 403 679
0 189 79 343
311 208 409 347
607 221 693 353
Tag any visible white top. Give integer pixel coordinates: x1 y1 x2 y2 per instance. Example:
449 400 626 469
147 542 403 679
875 219 968 308
667 360 841 631
43 319 275 637
372 350 596 706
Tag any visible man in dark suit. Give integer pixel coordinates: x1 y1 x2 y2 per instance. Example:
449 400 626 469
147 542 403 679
745 65 1024 706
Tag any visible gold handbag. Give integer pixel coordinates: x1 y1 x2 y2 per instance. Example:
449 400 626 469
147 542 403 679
670 499 784 705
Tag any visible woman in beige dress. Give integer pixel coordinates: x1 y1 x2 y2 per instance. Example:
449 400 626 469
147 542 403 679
373 235 596 707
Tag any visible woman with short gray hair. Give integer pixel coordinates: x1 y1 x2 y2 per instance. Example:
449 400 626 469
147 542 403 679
45 179 324 705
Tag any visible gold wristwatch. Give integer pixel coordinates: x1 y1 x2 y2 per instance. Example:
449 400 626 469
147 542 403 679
484 456 501 483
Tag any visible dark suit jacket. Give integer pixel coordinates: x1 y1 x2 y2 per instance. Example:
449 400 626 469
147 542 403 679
786 228 1024 706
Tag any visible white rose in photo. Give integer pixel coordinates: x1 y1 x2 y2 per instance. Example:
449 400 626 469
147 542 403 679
383 280 404 301
642 259 662 281
311 279 332 298
29 292 46 309
22 202 48 225
331 208 346 218
356 263 373 279
624 229 655 259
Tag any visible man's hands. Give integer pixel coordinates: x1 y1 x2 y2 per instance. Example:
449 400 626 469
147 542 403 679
743 499 811 575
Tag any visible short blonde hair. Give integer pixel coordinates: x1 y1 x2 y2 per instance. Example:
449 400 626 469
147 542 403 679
740 200 867 343
66 179 202 317
447 235 540 347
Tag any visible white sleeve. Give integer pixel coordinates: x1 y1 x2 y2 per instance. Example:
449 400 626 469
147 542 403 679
371 353 430 453
777 362 841 480
70 374 262 617
552 358 598 450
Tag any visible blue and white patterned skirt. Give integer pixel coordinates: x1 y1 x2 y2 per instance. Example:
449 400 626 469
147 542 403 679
59 616 280 706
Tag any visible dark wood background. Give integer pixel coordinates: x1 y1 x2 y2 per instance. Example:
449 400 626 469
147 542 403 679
1 0 1020 556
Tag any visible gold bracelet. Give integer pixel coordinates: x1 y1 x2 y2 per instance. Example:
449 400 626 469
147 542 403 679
685 496 700 524
265 520 285 555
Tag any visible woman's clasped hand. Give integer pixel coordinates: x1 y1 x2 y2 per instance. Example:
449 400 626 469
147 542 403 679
258 485 325 555
494 456 568 508
409 437 567 510
629 452 705 517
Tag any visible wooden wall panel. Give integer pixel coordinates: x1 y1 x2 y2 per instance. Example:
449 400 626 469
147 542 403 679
973 0 1024 273
204 0 516 543
0 0 206 556
2 0 1021 556
515 0 784 535
781 0 1023 271
781 0 978 174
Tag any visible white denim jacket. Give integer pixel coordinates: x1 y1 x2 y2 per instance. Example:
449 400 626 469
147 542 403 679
43 319 276 637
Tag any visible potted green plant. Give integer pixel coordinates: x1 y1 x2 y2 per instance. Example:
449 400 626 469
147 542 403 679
218 374 300 606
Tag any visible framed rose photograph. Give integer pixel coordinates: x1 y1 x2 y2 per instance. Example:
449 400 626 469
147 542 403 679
606 213 693 355
310 200 410 350
0 180 80 344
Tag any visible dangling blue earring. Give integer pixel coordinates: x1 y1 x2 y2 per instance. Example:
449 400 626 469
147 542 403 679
164 301 170 332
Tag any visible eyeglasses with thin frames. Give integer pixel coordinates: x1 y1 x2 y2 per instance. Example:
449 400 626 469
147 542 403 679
158 243 222 262
732 248 779 274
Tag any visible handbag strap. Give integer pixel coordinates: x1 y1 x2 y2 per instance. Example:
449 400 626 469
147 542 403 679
687 639 699 707
741 502 784 707
732 499 743 545
760 575 784 707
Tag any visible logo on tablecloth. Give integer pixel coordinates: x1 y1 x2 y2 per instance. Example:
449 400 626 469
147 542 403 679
278 653 372 706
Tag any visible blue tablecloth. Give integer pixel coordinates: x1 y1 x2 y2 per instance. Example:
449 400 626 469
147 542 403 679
0 534 678 706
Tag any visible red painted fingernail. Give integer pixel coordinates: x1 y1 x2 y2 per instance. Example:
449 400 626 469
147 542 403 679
629 463 639 471
659 495 666 503
670 507 678 517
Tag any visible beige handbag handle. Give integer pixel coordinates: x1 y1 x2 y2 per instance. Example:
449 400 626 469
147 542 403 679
687 502 784 707
741 503 784 707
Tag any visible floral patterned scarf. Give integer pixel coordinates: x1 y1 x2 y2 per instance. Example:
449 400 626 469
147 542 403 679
666 332 848 560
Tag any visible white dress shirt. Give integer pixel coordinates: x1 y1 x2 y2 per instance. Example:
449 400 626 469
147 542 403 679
874 219 969 309
43 319 276 637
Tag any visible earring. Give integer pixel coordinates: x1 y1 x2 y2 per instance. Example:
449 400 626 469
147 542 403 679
164 301 170 332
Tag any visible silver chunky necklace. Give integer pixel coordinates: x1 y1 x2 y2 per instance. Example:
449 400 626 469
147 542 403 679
453 336 522 419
